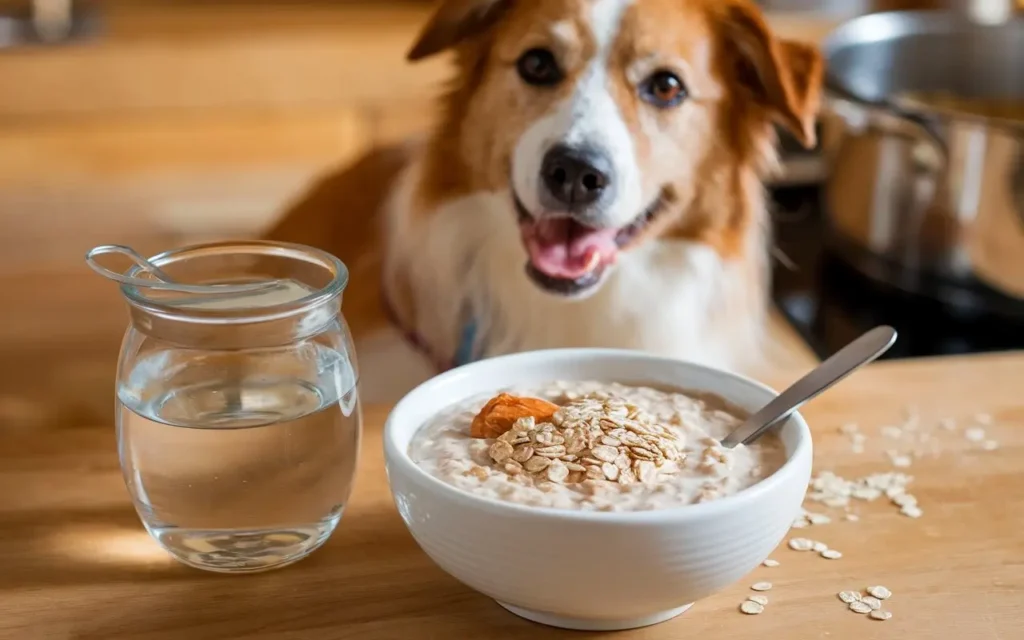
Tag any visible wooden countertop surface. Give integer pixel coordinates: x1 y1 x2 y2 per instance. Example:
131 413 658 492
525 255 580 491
2 351 1022 640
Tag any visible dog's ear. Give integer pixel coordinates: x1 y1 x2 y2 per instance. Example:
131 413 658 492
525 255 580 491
717 1 824 148
407 0 511 61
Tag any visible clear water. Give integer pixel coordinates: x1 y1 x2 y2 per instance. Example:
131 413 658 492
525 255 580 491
117 344 360 573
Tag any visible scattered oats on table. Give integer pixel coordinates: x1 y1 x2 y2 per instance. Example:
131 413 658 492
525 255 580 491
880 425 903 439
747 595 769 606
887 451 913 468
788 538 814 551
821 549 843 559
891 492 917 507
900 504 923 518
807 513 832 525
867 585 892 600
739 600 764 615
838 591 861 604
762 558 780 568
812 541 829 553
861 596 882 610
849 601 873 614
983 440 1000 451
965 427 987 442
750 582 773 592
869 610 893 621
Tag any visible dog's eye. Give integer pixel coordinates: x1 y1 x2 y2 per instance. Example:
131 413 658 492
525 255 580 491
641 71 688 108
516 48 563 86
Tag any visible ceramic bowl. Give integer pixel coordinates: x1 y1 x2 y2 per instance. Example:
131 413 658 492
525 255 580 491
383 349 812 631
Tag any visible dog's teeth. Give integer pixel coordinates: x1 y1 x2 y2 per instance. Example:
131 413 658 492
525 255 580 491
585 252 601 272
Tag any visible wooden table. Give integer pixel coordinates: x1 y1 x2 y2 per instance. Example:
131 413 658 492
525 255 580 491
1 352 1022 639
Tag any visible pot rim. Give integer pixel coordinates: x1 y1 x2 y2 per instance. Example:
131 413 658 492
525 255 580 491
823 9 1024 132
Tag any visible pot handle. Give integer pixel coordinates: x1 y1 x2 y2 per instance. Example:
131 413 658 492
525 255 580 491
823 88 947 174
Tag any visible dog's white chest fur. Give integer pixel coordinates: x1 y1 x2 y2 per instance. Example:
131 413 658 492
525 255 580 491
374 162 766 394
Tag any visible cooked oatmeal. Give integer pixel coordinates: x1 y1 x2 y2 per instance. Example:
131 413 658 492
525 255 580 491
408 381 786 512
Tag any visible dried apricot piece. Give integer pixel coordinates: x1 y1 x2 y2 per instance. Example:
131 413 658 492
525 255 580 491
470 393 559 439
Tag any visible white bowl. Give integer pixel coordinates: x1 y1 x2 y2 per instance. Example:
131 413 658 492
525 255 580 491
383 349 812 631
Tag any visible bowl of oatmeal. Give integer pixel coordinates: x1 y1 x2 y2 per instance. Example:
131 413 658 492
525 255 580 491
384 349 812 631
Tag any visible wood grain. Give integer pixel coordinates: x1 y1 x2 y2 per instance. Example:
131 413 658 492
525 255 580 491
0 2 838 119
1 352 1021 639
0 108 372 272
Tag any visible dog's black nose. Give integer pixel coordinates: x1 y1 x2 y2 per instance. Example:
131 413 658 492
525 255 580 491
540 145 611 208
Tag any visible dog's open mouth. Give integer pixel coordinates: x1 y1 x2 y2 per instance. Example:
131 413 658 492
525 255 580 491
515 194 664 296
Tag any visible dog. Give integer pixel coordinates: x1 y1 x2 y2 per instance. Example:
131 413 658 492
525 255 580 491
266 0 823 403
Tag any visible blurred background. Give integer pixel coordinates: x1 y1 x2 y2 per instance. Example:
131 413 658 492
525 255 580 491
0 0 1020 432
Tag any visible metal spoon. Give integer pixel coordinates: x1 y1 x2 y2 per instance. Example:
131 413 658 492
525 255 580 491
720 326 898 448
85 244 284 296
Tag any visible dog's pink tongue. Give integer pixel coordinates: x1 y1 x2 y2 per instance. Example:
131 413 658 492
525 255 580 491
522 218 618 279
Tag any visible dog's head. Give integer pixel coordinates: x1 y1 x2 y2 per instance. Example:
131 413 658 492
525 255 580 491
409 0 823 297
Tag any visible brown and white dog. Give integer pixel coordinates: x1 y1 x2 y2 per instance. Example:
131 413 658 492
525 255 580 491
266 0 823 402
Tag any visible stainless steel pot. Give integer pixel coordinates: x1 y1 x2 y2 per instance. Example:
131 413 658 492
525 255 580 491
821 10 1024 317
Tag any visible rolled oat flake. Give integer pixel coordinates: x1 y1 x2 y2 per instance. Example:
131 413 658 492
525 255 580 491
740 600 765 615
861 596 883 610
788 538 814 551
750 581 773 592
838 591 861 604
869 609 893 621
849 601 873 614
748 595 769 606
867 585 892 600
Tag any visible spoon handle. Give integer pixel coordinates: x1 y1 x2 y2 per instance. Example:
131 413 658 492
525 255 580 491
720 326 898 448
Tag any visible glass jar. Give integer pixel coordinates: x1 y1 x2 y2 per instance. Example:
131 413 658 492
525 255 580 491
112 242 360 573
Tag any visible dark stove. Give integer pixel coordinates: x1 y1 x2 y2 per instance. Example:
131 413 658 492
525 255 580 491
767 185 1024 360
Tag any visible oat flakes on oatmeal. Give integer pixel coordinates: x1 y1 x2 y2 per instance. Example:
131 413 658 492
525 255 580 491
408 381 785 512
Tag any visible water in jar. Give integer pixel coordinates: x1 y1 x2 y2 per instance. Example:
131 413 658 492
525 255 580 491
117 341 360 573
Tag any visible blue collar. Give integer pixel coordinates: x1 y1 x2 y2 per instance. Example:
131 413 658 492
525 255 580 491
453 319 479 368
381 284 480 371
